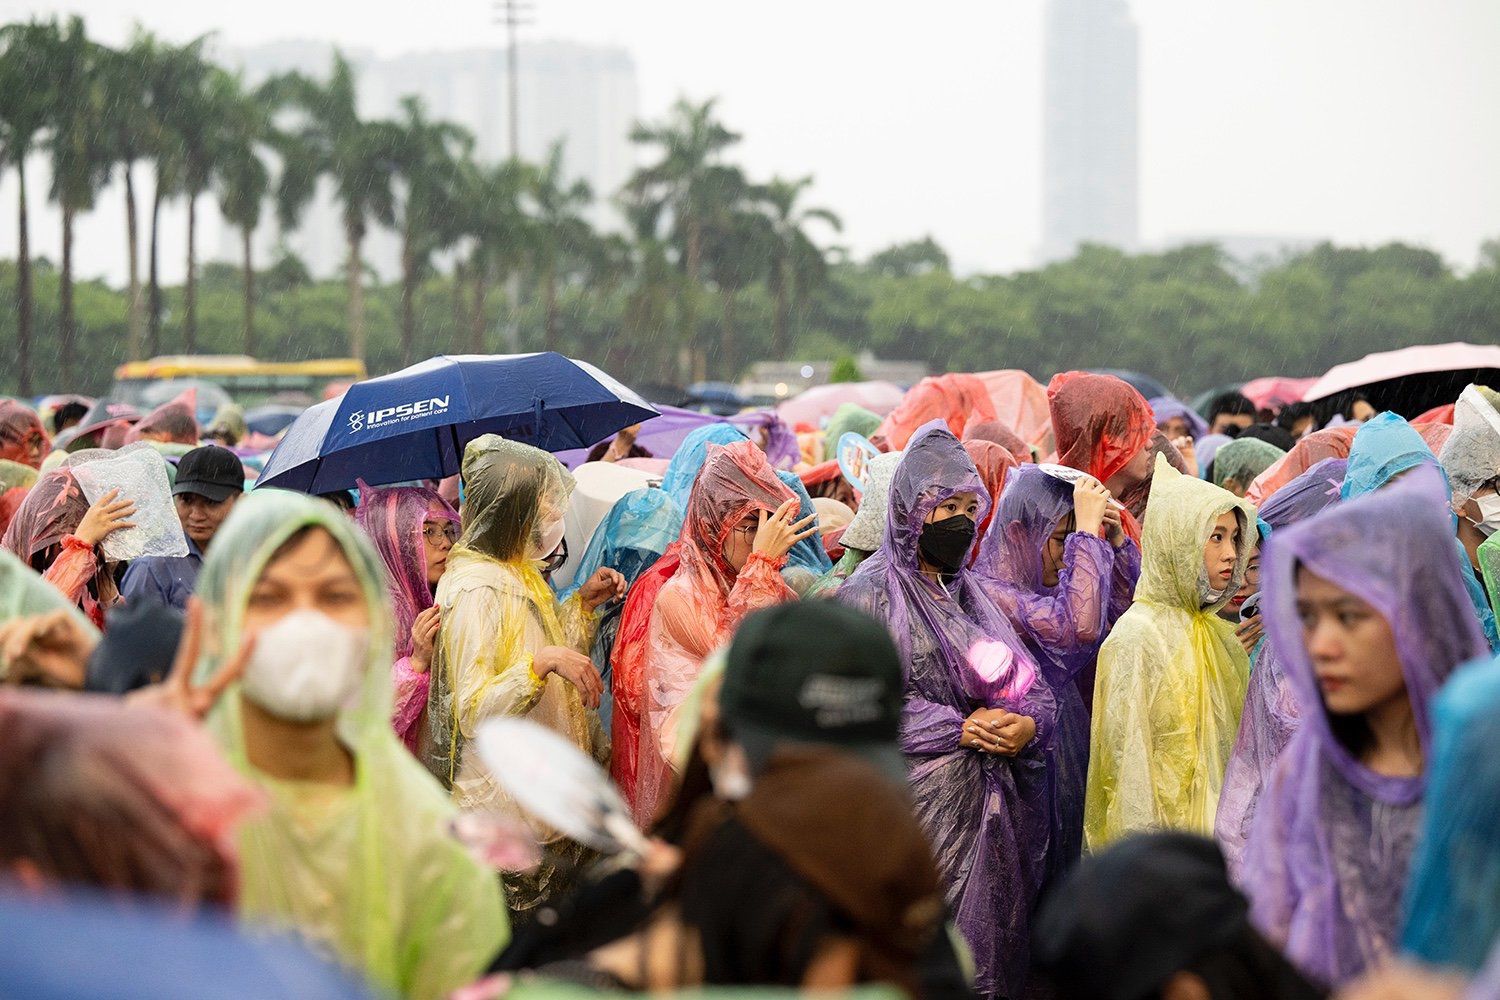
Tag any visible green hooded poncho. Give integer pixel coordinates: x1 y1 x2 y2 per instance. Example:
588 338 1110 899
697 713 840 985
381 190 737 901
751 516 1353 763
822 403 883 461
195 489 508 999
1085 454 1257 849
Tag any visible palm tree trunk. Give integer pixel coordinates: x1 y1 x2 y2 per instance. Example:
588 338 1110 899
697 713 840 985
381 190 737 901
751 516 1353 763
123 161 143 361
451 259 467 339
400 219 417 366
683 215 704 383
720 287 737 380
60 204 76 387
543 267 558 353
346 224 366 362
772 261 790 360
469 269 488 354
184 193 198 352
15 157 34 396
241 226 256 356
147 174 164 356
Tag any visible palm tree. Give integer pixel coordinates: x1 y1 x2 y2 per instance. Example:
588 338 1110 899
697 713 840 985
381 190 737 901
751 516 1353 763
391 96 473 365
176 57 234 352
459 159 531 354
216 74 273 355
268 53 401 363
0 20 58 394
624 97 743 381
760 176 842 360
527 141 596 353
98 32 160 361
702 204 775 378
45 17 111 385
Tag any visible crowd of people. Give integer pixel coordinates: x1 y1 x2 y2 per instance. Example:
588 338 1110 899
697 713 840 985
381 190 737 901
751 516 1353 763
2 368 1500 1000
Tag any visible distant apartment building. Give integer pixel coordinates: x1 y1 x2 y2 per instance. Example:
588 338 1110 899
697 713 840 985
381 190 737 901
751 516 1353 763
217 40 639 281
1040 0 1139 263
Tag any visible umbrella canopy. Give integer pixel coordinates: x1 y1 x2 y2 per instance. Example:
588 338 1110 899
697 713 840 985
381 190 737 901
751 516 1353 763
256 353 657 493
1303 343 1500 417
1239 376 1315 411
776 380 906 427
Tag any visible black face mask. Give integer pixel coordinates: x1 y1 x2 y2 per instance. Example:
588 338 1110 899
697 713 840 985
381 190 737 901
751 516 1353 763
918 514 976 575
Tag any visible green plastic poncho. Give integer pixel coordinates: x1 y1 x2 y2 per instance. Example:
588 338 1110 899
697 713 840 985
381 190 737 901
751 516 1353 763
1085 454 1256 850
194 489 508 999
0 548 97 681
822 403 883 461
1481 532 1500 619
1210 438 1286 494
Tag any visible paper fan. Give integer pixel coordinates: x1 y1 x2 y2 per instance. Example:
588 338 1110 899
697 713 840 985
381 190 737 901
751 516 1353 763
836 432 881 492
475 717 650 857
1036 463 1126 509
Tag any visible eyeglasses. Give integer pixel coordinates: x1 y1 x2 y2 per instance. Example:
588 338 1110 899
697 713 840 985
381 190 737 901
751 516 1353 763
731 521 759 540
541 536 569 574
423 523 460 545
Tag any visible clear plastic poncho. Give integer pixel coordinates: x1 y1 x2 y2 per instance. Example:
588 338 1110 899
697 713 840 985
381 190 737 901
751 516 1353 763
1216 458 1347 879
876 374 999 450
634 440 797 825
425 435 605 914
194 489 507 999
1241 468 1488 988
837 423 1056 1000
1047 371 1156 541
1210 438 1287 492
805 451 903 599
354 483 459 754
1403 651 1500 974
973 463 1140 881
1085 454 1256 850
1439 385 1500 510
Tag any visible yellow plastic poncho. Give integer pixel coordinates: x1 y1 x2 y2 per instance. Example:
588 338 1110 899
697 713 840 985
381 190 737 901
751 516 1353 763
426 435 607 913
194 489 508 999
1084 454 1256 850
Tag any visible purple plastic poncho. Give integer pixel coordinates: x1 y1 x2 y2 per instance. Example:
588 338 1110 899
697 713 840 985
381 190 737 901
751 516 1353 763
1242 467 1489 988
1149 396 1210 441
973 464 1140 880
1216 458 1347 877
354 484 459 754
555 405 799 471
837 422 1056 1000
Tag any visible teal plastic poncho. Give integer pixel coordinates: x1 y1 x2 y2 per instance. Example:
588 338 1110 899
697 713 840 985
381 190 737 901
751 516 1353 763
194 490 508 999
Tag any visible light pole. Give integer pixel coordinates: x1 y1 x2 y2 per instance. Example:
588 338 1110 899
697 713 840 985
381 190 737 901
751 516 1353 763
491 0 534 352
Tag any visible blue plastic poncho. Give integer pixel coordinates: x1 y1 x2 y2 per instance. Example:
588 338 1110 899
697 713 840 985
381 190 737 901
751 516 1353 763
1402 651 1500 974
837 422 1056 999
659 423 749 531
776 469 834 577
1243 468 1489 988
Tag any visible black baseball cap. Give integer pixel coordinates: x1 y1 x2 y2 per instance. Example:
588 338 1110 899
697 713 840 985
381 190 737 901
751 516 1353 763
172 446 245 503
720 601 907 781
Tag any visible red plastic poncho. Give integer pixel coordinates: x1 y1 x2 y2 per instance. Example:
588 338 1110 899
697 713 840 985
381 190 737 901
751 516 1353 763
1245 426 1358 506
0 401 49 469
125 389 199 446
0 470 106 627
876 374 998 451
624 440 797 825
1047 371 1156 539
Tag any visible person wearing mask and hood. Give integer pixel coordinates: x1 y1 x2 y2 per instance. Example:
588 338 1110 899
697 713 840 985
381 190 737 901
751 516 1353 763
838 422 1055 1000
1215 458 1347 878
806 451 902 599
193 489 508 998
353 483 459 756
630 441 812 826
1048 371 1158 542
1439 385 1500 577
0 401 49 470
1211 438 1288 498
120 445 244 610
1085 455 1257 849
973 465 1138 880
1239 468 1488 989
426 435 624 916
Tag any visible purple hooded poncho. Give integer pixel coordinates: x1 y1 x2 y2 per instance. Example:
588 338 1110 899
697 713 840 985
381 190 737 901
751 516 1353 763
1242 466 1488 988
1216 457 1347 877
354 483 459 754
972 464 1140 880
837 422 1056 1000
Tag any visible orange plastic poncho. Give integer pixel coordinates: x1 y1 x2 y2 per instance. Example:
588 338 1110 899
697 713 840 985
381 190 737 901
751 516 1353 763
876 374 998 451
629 440 797 825
1245 426 1358 506
124 389 199 446
974 369 1053 452
964 439 1018 560
1047 371 1156 540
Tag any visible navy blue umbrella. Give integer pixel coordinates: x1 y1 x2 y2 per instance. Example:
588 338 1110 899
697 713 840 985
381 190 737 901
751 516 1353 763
256 353 659 493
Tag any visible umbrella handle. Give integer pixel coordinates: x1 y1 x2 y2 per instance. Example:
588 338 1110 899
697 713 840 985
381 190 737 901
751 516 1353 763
533 397 544 442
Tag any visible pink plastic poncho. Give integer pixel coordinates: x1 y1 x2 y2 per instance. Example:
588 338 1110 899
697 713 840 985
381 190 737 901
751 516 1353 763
973 369 1053 452
0 688 263 907
1246 426 1357 506
0 469 105 627
876 374 999 451
837 423 1056 999
125 389 199 446
0 401 49 469
354 484 459 755
964 420 1033 465
1047 372 1156 542
1215 457 1347 879
1242 468 1489 988
633 440 797 825
973 463 1140 881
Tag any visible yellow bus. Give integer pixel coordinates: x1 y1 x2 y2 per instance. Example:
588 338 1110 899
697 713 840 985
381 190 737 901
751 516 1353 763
112 356 368 412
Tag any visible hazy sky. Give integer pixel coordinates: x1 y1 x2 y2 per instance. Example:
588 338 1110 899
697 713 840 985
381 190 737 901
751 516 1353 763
2 0 1498 281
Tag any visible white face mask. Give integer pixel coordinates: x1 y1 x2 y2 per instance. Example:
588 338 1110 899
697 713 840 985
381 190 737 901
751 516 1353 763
239 609 370 723
1469 492 1500 538
527 516 567 563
